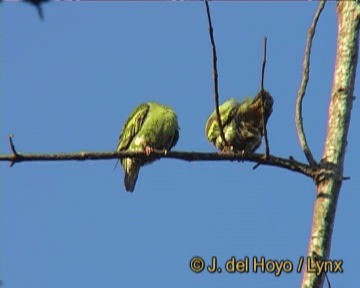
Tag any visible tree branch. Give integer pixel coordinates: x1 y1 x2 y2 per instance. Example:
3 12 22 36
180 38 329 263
295 0 326 167
0 149 318 179
0 135 320 179
260 37 270 159
301 1 359 287
8 134 18 167
204 0 228 148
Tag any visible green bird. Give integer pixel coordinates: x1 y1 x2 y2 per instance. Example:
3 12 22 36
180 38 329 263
205 98 240 152
117 102 179 192
205 90 273 154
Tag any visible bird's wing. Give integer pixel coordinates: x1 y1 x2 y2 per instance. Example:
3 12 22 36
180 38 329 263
169 128 179 150
217 98 239 125
205 98 239 139
117 103 150 151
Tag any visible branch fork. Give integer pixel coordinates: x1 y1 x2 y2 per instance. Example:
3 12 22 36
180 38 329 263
8 134 21 167
295 0 325 168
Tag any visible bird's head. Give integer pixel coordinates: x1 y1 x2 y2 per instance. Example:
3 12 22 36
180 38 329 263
253 90 274 121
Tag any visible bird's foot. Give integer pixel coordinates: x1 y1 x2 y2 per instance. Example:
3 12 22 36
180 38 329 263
145 146 154 156
220 145 234 154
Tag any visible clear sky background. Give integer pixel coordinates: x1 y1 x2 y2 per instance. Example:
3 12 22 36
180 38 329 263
1 1 359 287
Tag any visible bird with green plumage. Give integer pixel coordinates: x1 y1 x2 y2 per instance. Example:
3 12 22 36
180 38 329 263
205 90 273 154
117 102 179 192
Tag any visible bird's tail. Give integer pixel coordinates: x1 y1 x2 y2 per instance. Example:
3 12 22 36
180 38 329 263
124 159 141 192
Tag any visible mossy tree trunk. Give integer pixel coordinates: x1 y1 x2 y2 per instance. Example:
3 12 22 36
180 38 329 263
301 1 360 287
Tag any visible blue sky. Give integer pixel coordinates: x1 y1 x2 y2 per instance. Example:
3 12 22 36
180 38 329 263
1 1 359 287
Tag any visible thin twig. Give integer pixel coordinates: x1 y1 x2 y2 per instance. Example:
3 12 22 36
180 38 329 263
9 134 18 155
260 37 267 90
295 0 325 167
253 37 270 170
324 272 331 288
204 0 228 148
260 37 270 158
23 0 49 21
8 134 18 167
312 252 331 288
253 162 261 170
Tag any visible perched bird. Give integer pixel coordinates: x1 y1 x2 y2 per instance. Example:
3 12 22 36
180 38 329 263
205 90 273 154
117 102 179 192
205 97 240 152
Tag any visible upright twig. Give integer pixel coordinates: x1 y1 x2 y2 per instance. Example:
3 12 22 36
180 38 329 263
295 0 325 167
253 37 270 170
260 37 267 91
204 0 228 148
260 37 270 159
8 134 19 167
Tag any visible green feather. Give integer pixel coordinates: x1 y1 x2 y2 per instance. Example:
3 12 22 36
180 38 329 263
117 102 179 192
205 91 273 154
117 103 150 152
205 98 241 151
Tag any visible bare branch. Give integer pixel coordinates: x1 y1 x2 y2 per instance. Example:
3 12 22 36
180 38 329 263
260 37 270 159
0 148 317 179
260 37 267 91
204 0 228 148
0 135 322 180
9 134 18 155
253 37 270 171
252 162 261 170
8 134 18 168
295 0 325 167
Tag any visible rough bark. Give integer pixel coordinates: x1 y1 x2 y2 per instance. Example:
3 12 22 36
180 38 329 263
301 1 360 287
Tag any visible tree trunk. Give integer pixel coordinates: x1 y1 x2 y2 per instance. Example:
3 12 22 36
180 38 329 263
301 1 360 287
